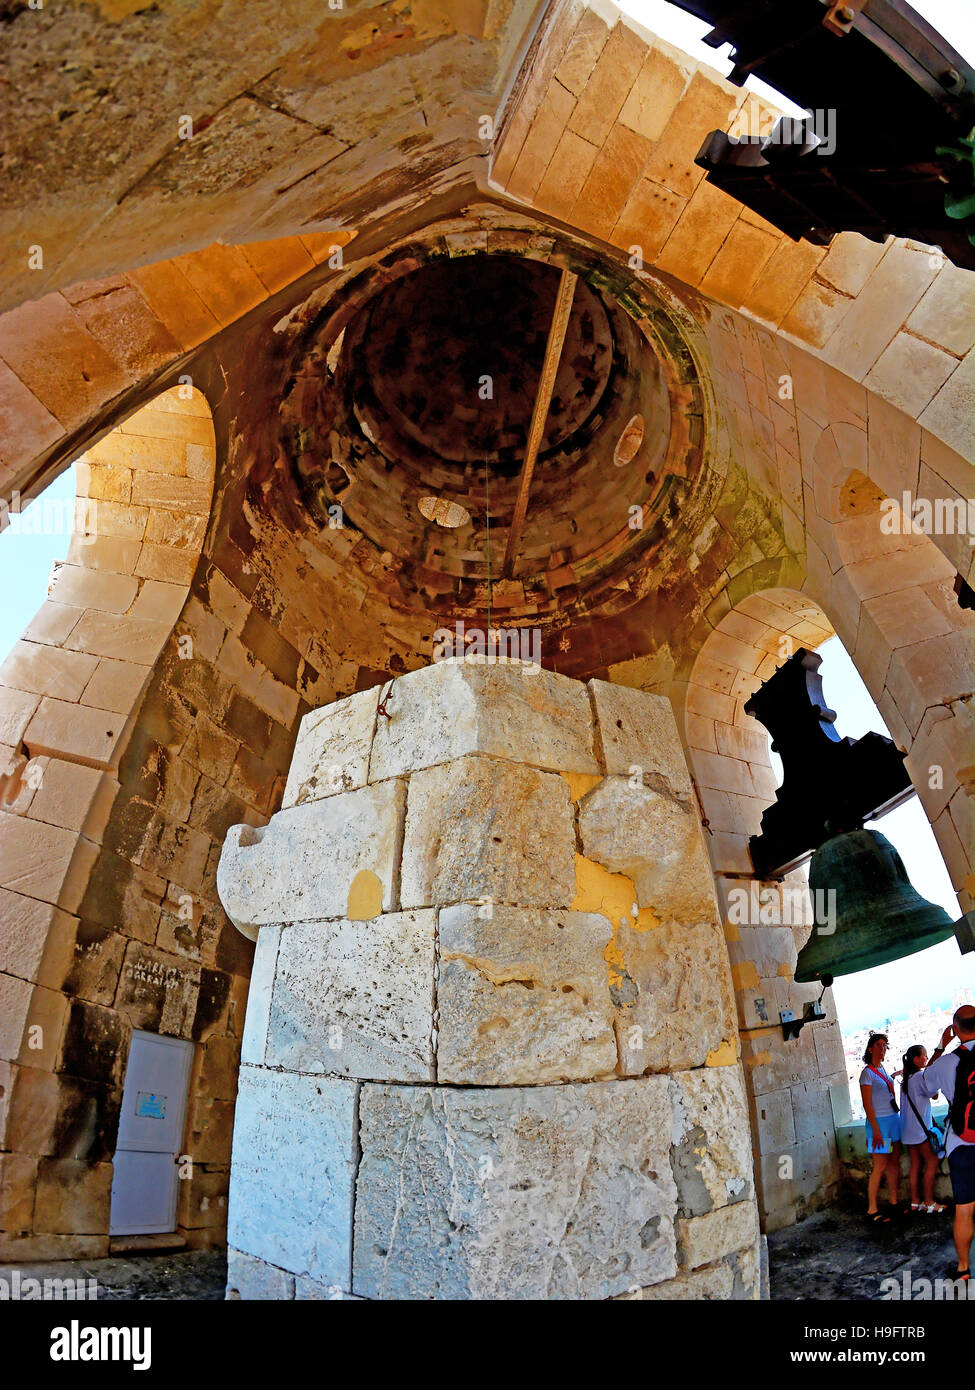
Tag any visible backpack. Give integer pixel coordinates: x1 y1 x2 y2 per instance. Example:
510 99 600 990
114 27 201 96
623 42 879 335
949 1045 975 1143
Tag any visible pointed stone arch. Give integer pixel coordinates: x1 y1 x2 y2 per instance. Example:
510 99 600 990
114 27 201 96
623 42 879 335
0 384 222 1261
805 416 974 918
679 581 843 1233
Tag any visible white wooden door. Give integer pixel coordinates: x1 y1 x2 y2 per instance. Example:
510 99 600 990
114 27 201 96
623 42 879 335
110 1031 193 1236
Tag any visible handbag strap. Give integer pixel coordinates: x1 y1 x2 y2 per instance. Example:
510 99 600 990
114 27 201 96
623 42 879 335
903 1073 932 1132
869 1065 899 1111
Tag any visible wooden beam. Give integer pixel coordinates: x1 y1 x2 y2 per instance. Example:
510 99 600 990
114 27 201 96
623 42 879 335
501 268 577 577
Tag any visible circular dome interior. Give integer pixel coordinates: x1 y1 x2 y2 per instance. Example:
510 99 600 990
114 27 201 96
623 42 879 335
280 247 708 622
353 256 615 471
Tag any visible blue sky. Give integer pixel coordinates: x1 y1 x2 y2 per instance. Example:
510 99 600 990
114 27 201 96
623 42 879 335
621 0 975 88
0 463 76 643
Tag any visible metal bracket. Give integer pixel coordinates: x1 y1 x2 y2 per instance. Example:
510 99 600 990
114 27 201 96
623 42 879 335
780 976 832 1041
822 0 866 37
780 1000 829 1041
954 910 975 955
780 1008 802 1042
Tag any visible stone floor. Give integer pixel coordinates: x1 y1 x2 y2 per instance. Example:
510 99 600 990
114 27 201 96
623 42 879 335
0 1249 227 1300
0 1205 962 1300
768 1201 962 1300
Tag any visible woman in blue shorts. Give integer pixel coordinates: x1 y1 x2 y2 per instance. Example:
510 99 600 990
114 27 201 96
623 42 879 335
859 1033 902 1223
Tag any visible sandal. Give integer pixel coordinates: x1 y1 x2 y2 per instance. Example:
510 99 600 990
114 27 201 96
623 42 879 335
922 1203 947 1214
910 1202 923 1212
867 1211 891 1224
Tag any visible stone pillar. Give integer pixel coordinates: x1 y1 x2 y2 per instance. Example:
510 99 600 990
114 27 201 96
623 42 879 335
217 659 764 1300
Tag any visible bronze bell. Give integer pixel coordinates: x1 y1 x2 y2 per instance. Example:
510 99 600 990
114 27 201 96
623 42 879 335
794 827 955 983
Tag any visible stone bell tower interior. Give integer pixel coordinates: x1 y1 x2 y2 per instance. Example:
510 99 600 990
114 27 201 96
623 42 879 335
0 0 973 1311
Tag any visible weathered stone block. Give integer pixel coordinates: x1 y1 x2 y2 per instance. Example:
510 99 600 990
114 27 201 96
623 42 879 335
178 1164 229 1237
0 1152 38 1235
751 1086 797 1154
240 925 280 1067
228 1067 358 1288
34 1158 113 1234
226 1247 294 1300
218 779 407 939
748 1020 819 1097
791 1079 836 1146
0 1059 11 1148
0 973 31 1064
614 920 736 1073
578 777 717 921
670 1066 753 1216
295 1274 361 1300
0 1232 109 1262
733 1236 763 1300
588 679 692 798
47 564 139 615
0 888 77 990
0 639 98 703
400 756 575 910
353 1078 678 1300
629 1243 762 1298
0 809 92 910
618 1259 734 1300
64 921 126 1007
369 659 598 780
266 911 436 1082
185 1095 235 1164
7 1066 120 1161
0 687 40 748
115 942 200 1039
58 998 128 1086
677 1198 760 1270
436 904 616 1084
281 687 380 808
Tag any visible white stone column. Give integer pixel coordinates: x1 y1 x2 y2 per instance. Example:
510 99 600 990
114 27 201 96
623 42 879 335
217 659 763 1300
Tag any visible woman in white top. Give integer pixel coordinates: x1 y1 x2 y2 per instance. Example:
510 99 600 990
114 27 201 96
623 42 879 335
859 1033 901 1223
898 1045 946 1215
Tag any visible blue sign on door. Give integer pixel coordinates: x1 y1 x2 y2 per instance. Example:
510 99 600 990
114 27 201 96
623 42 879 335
135 1091 167 1119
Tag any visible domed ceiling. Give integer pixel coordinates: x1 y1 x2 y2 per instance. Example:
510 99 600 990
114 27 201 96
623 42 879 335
267 229 719 634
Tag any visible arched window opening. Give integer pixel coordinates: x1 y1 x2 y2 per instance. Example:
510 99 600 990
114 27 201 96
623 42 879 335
0 462 78 664
773 635 975 1123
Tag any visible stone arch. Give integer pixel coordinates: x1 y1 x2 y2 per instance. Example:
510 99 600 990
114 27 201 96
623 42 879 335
677 540 971 1231
0 233 354 517
806 417 974 916
681 579 833 876
679 579 843 1232
0 384 221 1260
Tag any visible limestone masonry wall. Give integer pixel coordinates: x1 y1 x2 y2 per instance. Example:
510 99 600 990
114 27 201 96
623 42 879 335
217 659 764 1300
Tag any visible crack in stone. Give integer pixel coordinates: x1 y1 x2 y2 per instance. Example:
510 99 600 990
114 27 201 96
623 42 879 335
440 950 590 1002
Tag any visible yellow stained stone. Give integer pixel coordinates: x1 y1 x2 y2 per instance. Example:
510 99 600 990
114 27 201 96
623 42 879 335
571 853 658 997
347 869 383 921
560 771 602 803
705 1039 740 1066
731 961 760 990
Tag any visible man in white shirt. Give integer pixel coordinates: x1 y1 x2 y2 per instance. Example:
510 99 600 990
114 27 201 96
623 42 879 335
919 1004 975 1280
